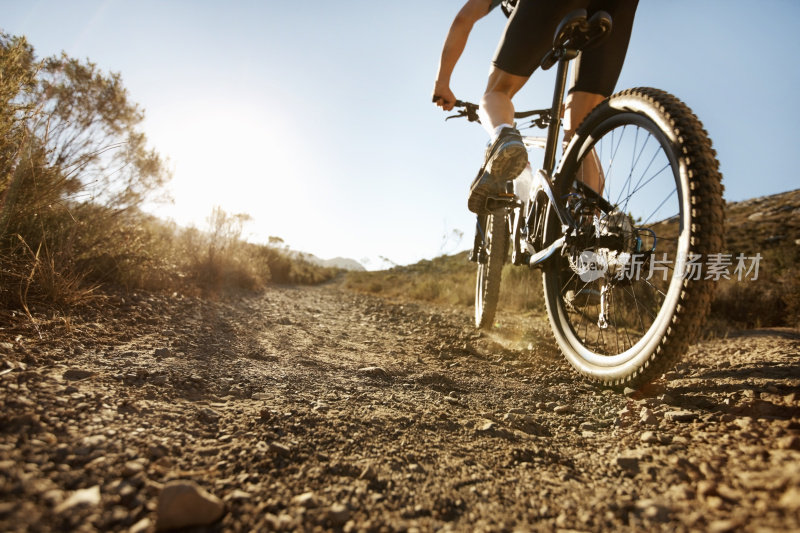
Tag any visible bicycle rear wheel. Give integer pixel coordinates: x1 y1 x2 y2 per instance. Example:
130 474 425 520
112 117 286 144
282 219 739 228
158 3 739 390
542 88 724 388
475 212 508 329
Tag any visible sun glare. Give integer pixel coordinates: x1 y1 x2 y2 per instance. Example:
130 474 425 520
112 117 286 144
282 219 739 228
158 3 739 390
146 99 309 245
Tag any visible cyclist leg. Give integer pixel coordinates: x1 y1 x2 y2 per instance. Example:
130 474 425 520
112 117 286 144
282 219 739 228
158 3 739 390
565 0 638 192
482 0 587 136
478 66 527 137
468 66 529 214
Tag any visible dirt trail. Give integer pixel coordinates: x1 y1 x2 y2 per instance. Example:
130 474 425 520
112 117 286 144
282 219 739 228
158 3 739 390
1 284 799 532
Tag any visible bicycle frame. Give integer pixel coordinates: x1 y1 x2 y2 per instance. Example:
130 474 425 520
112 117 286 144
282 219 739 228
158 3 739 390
506 52 581 268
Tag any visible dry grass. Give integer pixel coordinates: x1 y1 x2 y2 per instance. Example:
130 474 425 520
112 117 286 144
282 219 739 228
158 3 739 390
0 200 338 315
344 251 545 314
345 253 475 307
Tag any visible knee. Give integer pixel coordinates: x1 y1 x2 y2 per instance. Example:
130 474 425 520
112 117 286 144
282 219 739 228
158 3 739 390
483 67 528 100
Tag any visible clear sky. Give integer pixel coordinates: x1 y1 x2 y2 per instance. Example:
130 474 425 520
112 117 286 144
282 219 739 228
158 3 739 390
3 1 799 268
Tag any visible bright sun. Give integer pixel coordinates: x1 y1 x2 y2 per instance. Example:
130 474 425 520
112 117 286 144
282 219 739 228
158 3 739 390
145 98 308 244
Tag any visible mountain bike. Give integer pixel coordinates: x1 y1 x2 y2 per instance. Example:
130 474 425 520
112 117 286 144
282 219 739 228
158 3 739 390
447 10 724 388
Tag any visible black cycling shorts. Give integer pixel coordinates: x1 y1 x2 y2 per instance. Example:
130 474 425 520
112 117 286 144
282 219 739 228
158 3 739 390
492 0 638 96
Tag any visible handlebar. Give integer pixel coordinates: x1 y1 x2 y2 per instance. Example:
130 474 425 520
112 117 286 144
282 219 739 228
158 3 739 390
446 100 553 129
446 100 480 122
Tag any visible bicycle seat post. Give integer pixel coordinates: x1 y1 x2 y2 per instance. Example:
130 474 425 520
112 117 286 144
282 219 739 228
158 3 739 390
540 10 612 177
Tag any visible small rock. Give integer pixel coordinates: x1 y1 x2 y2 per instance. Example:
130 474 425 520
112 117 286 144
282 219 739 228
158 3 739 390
122 460 146 477
664 410 698 423
358 366 389 379
503 412 548 435
156 481 224 531
82 434 107 448
54 485 101 513
696 480 718 499
476 420 496 432
359 464 377 480
42 489 64 506
291 491 315 508
640 431 659 444
615 455 640 473
777 435 800 450
198 407 220 422
327 503 350 526
63 369 95 381
640 408 658 426
226 490 251 501
129 518 151 533
265 513 294 530
154 348 171 358
554 405 571 415
148 444 168 459
707 519 740 533
269 442 292 456
779 486 800 510
252 392 270 400
636 499 670 522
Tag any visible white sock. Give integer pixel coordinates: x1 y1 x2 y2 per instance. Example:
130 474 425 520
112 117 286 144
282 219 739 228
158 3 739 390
491 123 514 142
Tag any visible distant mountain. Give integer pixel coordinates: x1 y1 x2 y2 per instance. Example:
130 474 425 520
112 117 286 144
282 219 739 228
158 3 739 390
291 252 366 271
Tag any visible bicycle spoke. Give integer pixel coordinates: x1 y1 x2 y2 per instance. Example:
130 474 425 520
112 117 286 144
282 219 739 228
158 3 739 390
618 137 662 212
615 128 654 210
642 188 677 226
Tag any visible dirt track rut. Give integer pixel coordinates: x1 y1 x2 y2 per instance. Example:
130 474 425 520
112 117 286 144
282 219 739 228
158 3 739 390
1 284 799 531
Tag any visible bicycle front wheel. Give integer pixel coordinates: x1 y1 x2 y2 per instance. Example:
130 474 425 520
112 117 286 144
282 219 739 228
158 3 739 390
475 212 508 329
542 88 724 388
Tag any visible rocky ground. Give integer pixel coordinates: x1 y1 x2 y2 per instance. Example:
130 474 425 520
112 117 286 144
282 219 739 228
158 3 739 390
1 284 799 532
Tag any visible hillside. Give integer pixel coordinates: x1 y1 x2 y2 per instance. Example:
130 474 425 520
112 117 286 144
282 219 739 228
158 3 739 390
292 253 366 272
344 188 800 330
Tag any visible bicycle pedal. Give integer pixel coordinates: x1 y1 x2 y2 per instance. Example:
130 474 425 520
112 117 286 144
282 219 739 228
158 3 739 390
485 194 519 211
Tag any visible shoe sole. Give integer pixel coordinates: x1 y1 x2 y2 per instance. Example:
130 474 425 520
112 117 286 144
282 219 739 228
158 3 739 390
468 142 527 214
487 141 527 180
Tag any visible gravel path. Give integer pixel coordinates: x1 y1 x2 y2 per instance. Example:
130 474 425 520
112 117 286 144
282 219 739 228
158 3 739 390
1 285 798 532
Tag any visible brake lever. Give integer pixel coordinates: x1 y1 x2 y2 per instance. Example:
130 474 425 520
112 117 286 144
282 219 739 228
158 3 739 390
445 110 468 121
